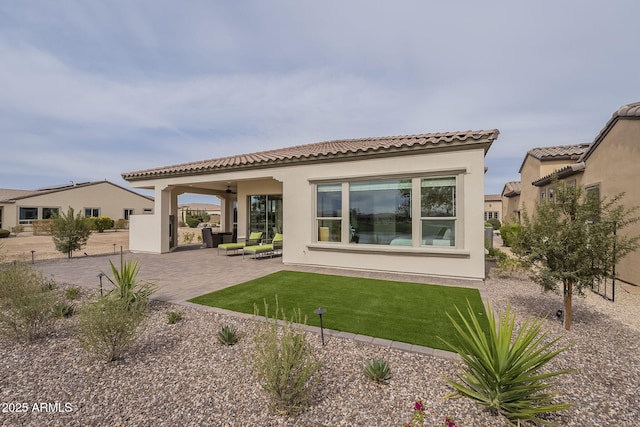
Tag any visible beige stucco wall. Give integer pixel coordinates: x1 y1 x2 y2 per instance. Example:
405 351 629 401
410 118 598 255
501 194 520 224
0 182 154 231
582 119 640 285
128 147 489 280
519 156 578 217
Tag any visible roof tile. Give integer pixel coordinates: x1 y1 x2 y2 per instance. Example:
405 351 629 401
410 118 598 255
122 129 499 181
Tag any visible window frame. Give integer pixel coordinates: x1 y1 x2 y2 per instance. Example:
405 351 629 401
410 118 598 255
313 172 463 251
124 209 134 220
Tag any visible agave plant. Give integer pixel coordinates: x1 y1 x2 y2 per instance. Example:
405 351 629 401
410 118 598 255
363 358 392 383
217 324 239 345
440 301 574 426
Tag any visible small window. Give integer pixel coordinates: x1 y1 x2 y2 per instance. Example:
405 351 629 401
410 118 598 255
124 209 134 220
316 183 342 242
19 207 39 224
84 208 100 217
421 177 456 247
143 208 153 214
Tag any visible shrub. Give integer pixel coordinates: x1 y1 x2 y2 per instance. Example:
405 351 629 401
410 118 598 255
183 232 195 244
499 223 522 247
167 311 184 325
11 225 24 236
487 218 501 230
51 207 92 258
0 262 57 342
0 229 9 238
440 301 573 425
65 287 81 300
217 324 239 345
363 358 392 383
32 220 53 235
77 297 147 362
90 216 115 233
114 219 128 230
252 302 322 415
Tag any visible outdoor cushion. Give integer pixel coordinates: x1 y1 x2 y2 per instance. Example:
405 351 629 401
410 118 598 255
243 233 283 259
217 231 264 255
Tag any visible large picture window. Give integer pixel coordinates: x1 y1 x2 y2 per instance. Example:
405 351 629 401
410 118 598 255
19 207 39 225
421 177 456 246
349 180 411 245
42 207 59 219
315 175 460 249
316 183 342 242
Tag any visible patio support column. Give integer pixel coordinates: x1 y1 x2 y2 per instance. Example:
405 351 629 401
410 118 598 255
156 184 173 253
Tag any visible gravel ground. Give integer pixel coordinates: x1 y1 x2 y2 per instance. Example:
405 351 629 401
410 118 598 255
1 273 640 426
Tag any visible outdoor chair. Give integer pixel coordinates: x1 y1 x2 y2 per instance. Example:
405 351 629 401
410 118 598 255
243 233 283 259
217 231 263 255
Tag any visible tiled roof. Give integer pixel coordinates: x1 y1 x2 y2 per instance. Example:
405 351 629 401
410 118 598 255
0 181 153 203
527 143 591 160
484 194 501 202
580 101 640 162
532 162 586 187
122 129 499 181
0 189 41 203
502 181 521 198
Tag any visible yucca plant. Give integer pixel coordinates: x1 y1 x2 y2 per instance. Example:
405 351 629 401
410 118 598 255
439 301 574 426
363 358 392 383
104 260 156 309
217 324 239 345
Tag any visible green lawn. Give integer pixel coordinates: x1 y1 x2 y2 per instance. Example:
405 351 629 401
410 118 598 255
189 270 488 350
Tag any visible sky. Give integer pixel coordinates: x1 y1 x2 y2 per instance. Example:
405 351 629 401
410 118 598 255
1 1 639 204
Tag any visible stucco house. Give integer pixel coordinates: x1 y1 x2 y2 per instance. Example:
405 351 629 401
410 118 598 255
0 180 154 232
500 181 521 223
122 129 499 280
483 194 502 223
502 143 590 224
531 101 640 286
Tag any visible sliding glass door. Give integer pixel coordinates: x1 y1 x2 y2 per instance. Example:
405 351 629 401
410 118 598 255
248 195 283 241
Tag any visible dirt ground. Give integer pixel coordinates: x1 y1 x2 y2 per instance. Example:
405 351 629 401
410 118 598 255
0 228 200 262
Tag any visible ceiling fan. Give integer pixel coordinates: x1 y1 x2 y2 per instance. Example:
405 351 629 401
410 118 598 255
225 185 237 195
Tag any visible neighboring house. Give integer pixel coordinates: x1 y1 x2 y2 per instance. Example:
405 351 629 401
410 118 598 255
531 101 640 286
516 143 590 218
501 181 521 223
483 194 502 223
0 181 154 232
178 203 221 225
122 129 500 280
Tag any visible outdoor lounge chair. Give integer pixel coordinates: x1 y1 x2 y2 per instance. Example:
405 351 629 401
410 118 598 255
217 231 263 255
243 233 283 259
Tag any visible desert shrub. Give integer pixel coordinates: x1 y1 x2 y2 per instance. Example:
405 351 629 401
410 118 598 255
499 223 522 247
114 219 128 230
0 262 57 342
32 220 53 235
487 218 501 230
11 225 24 236
167 311 184 325
440 301 573 425
494 255 529 278
65 287 81 300
0 229 9 238
486 246 508 263
77 296 147 362
217 324 238 345
90 216 115 233
363 358 392 383
183 232 195 244
252 302 322 415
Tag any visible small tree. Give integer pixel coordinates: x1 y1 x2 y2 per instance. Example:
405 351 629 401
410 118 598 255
51 207 92 258
513 181 639 330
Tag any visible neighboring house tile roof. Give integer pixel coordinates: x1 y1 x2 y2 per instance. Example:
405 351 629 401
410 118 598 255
122 129 500 181
0 181 153 203
579 101 640 162
484 194 502 202
532 162 586 187
518 143 590 173
502 181 521 198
